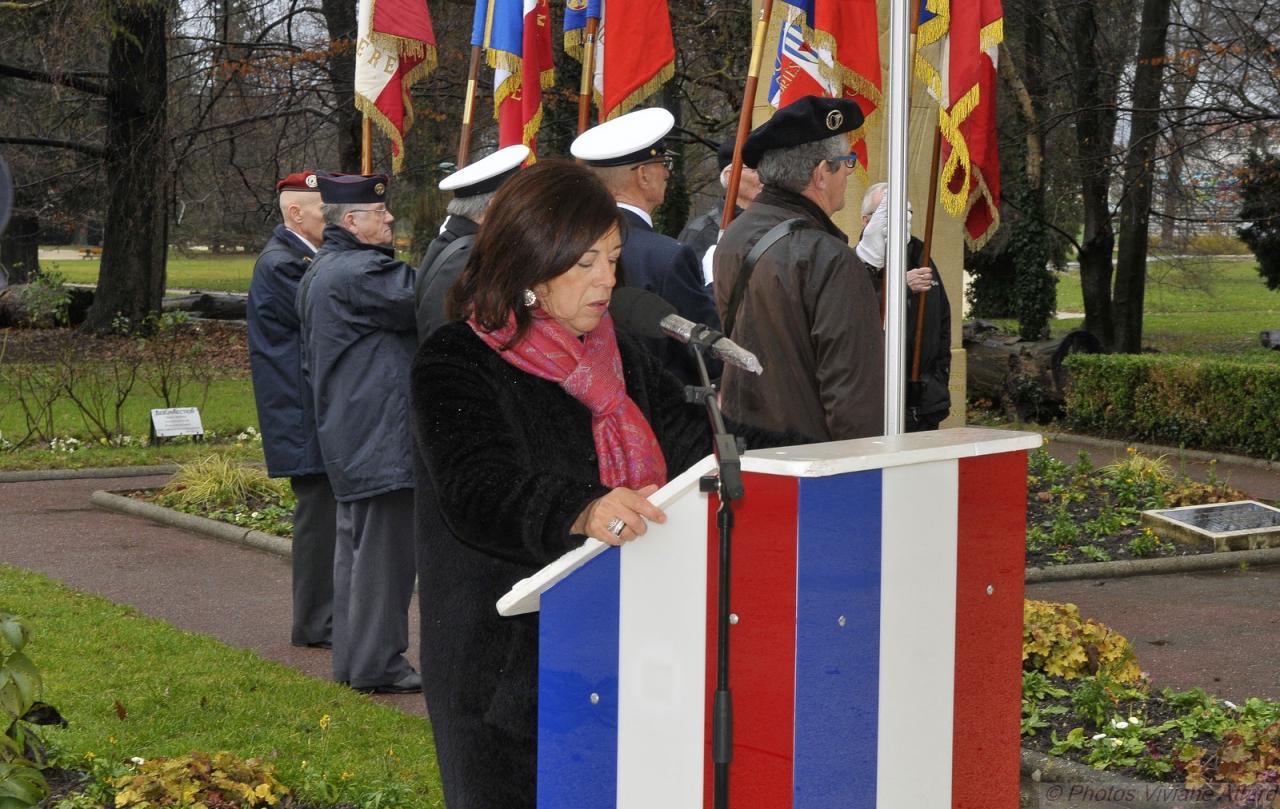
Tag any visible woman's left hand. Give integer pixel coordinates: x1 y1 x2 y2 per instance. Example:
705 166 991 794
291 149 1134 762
572 484 666 545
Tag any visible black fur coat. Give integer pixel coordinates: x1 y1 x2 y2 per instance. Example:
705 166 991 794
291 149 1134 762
411 321 745 809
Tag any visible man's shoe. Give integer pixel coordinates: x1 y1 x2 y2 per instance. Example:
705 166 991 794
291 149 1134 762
354 671 422 695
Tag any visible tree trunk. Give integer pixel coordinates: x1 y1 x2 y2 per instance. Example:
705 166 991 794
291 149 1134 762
321 0 361 173
0 211 40 285
1113 0 1173 353
1070 0 1120 349
83 0 172 334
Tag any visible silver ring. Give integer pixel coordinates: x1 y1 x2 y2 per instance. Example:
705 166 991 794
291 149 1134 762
606 517 626 537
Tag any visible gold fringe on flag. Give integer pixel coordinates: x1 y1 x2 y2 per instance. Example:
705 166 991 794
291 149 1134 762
355 93 408 174
602 60 674 120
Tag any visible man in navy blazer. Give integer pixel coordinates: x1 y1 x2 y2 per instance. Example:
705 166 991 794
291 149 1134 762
572 108 722 386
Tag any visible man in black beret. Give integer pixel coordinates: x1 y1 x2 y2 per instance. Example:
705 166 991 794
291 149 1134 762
713 95 885 441
676 139 764 290
297 173 421 694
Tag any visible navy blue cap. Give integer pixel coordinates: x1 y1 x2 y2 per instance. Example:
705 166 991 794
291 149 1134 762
318 173 390 204
740 96 863 168
716 139 736 172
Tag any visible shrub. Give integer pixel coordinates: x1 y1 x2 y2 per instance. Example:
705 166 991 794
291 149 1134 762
160 455 286 510
1023 600 1141 683
0 613 66 808
1063 354 1280 459
113 752 289 808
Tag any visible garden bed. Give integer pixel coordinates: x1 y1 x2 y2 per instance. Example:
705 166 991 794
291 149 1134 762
1020 601 1280 805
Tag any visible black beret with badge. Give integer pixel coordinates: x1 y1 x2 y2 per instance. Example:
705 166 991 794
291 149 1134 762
317 173 390 204
740 95 864 168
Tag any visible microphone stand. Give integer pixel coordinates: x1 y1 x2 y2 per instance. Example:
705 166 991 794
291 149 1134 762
685 343 743 809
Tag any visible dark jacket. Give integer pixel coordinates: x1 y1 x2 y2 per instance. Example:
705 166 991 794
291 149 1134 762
713 186 885 441
676 204 736 272
410 321 799 806
297 225 418 502
415 214 478 342
247 224 325 478
618 208 722 386
871 237 952 431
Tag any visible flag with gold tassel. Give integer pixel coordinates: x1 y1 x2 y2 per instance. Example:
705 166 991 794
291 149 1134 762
477 0 555 152
766 0 881 178
915 0 1003 248
354 0 437 173
564 0 675 121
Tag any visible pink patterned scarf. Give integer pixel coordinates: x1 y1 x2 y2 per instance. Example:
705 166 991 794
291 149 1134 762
469 310 667 490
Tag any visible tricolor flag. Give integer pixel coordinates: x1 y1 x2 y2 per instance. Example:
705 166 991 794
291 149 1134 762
354 0 437 174
564 0 675 121
767 0 881 177
474 0 555 152
915 0 1004 248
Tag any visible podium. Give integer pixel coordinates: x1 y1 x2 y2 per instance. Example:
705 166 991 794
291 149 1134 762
499 427 1041 809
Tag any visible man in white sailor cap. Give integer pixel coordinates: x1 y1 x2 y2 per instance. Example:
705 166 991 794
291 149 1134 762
571 108 722 386
416 144 530 342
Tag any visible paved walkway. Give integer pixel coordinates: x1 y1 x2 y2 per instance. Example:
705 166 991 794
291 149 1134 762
0 472 424 716
0 436 1276 718
1035 434 1280 702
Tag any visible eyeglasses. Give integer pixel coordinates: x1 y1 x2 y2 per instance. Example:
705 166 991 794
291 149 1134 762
826 154 858 170
630 157 674 172
350 207 392 219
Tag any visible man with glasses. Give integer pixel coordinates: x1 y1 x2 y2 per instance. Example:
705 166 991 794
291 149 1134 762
296 173 421 695
713 96 885 441
572 107 722 386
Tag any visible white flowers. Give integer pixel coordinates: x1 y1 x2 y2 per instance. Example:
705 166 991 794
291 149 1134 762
1093 733 1108 740
130 756 145 765
1224 700 1238 710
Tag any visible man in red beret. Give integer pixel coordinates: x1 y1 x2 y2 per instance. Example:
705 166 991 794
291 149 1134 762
247 170 337 652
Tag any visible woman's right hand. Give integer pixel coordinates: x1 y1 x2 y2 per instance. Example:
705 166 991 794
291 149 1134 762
572 485 667 546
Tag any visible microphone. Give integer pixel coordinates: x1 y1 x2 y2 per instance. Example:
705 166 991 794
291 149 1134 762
609 287 763 375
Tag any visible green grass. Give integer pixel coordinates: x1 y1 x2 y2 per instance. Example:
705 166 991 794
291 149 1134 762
1006 257 1280 360
42 255 258 293
0 375 262 470
1 565 443 807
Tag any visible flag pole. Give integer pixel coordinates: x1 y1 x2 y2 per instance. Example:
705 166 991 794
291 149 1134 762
720 0 776 231
361 116 373 175
885 0 912 436
907 0 944 386
576 16 599 134
457 45 483 167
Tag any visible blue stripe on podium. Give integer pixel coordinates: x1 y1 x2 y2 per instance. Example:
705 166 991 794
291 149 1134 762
794 470 882 808
537 548 621 809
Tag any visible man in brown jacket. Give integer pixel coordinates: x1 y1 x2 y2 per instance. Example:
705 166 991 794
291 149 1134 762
713 96 885 441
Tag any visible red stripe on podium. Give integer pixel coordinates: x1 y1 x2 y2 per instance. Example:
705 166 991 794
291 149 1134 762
952 451 1028 808
704 472 799 808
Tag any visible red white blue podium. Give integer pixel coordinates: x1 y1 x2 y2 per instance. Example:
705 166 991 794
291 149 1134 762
499 427 1041 809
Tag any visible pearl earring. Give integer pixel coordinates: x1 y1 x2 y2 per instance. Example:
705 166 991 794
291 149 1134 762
522 289 537 307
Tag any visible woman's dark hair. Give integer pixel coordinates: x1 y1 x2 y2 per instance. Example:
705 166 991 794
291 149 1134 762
446 158 626 345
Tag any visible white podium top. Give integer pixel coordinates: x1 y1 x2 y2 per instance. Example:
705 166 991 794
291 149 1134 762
497 427 1041 616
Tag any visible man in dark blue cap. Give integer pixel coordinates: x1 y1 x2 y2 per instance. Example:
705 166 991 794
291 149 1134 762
572 108 722 386
713 95 885 441
248 170 336 651
297 173 420 695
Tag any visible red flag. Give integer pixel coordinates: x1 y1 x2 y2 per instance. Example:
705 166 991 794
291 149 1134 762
355 0 437 173
565 0 675 122
767 0 881 177
916 0 1003 248
485 0 555 154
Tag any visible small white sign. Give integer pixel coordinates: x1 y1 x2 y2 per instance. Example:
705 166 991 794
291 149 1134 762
150 407 204 438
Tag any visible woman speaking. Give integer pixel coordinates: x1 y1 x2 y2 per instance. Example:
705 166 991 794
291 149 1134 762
411 159 797 808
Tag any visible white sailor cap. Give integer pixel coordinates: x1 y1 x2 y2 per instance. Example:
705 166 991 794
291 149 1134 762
439 144 530 198
570 108 676 167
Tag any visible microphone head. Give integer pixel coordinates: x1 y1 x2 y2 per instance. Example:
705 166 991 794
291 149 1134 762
608 287 677 339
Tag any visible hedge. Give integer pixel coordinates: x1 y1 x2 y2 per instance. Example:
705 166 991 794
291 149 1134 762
1063 353 1280 460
